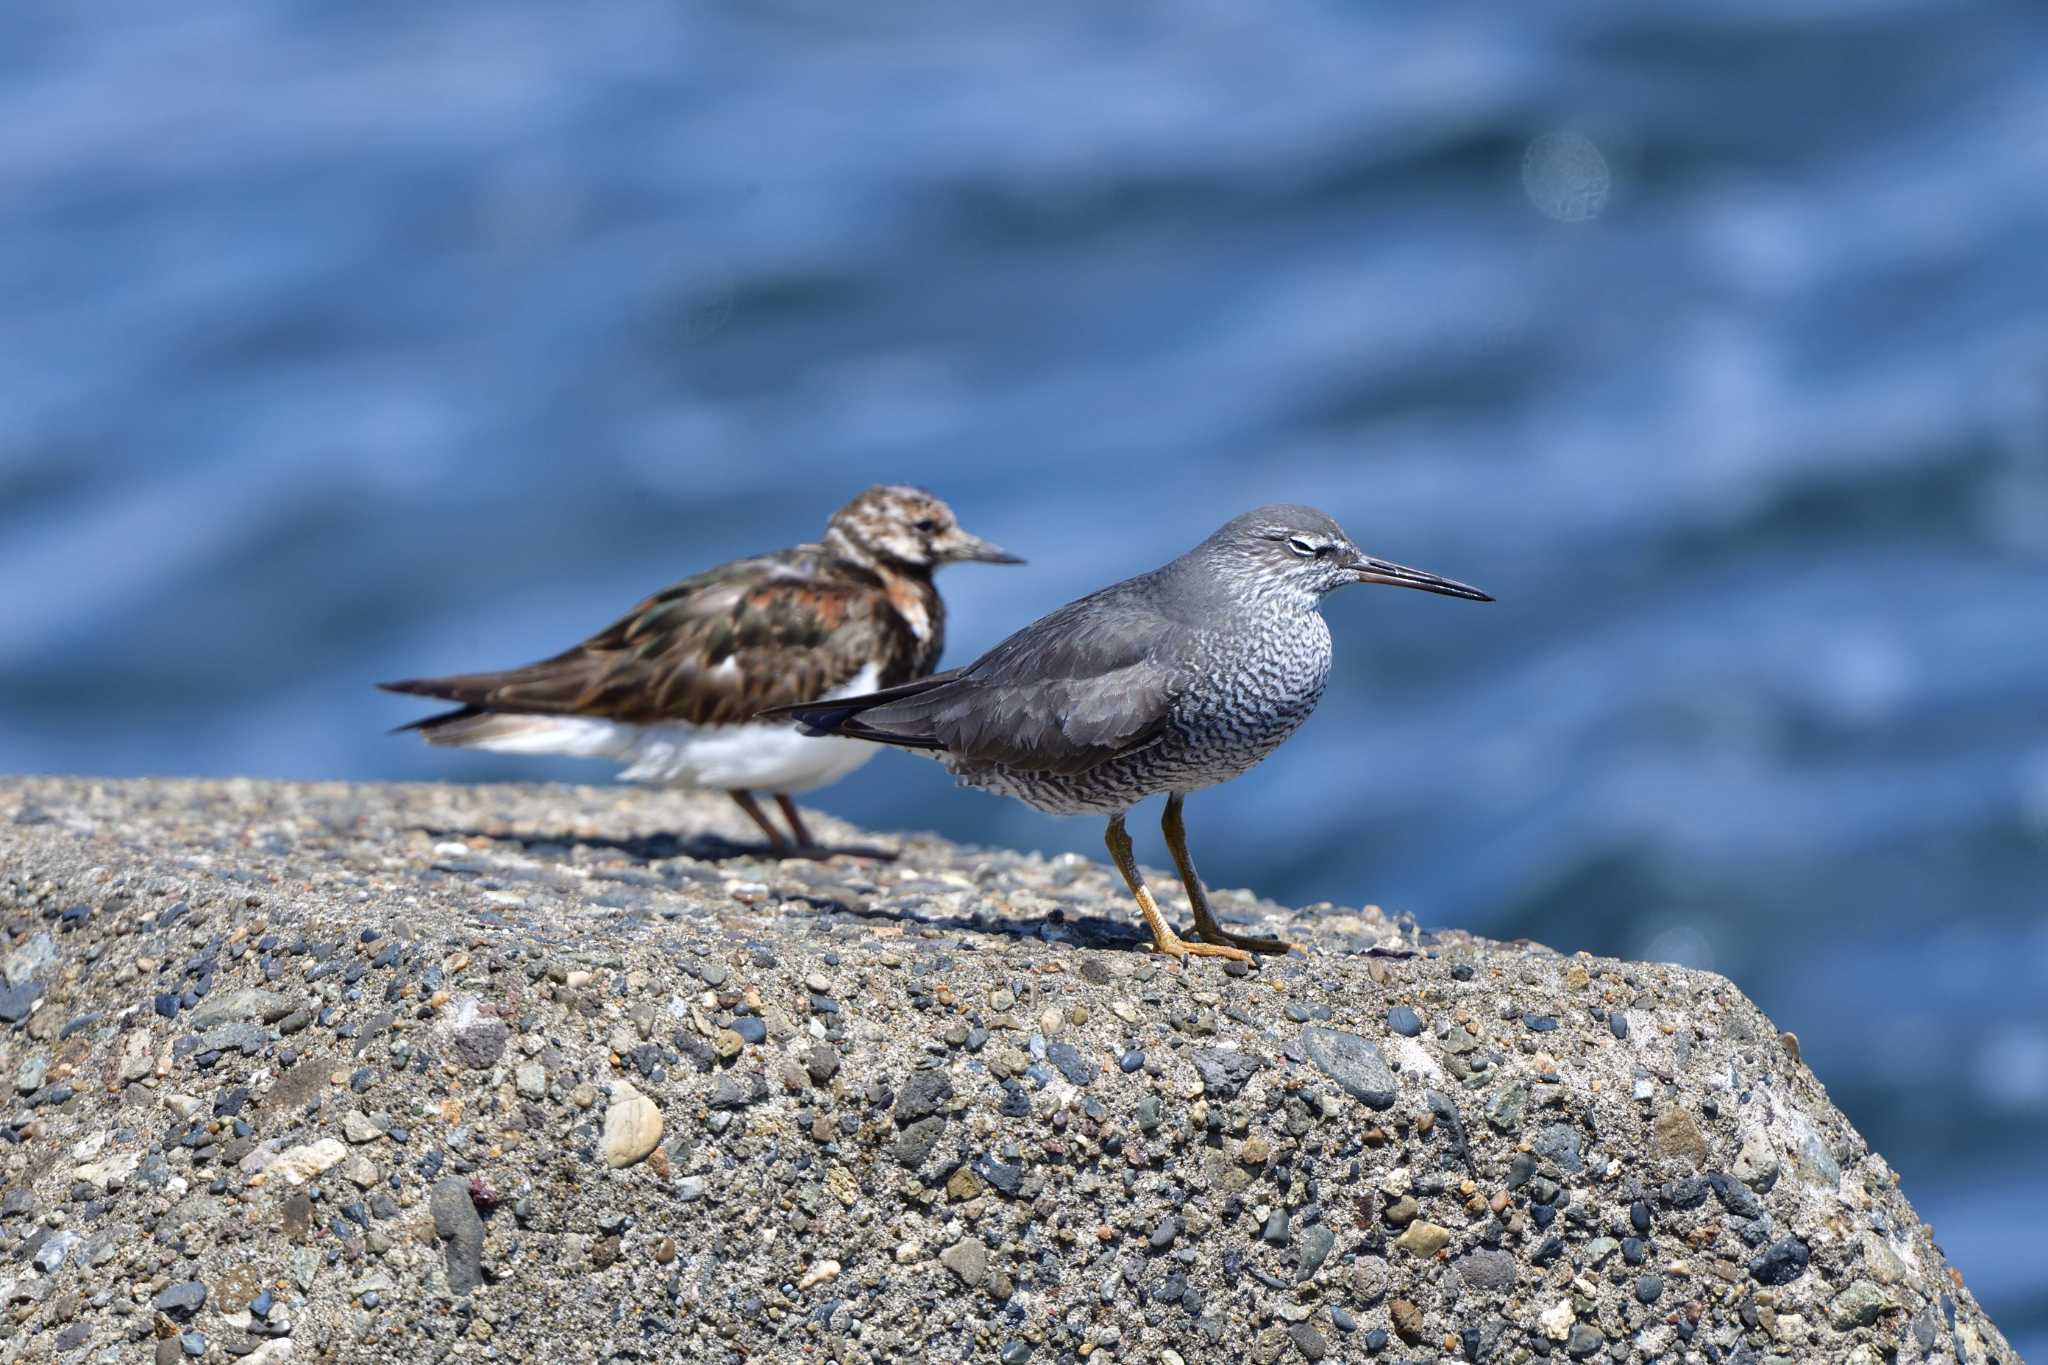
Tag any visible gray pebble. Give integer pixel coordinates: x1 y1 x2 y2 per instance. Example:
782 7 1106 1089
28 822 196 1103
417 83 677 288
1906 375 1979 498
1299 1028 1396 1110
453 1019 508 1070
429 1176 486 1294
153 1282 207 1319
1191 1046 1263 1100
33 1230 79 1272
1288 1321 1329 1360
1046 1040 1097 1086
1749 1236 1810 1286
1296 1222 1335 1280
1454 1248 1516 1293
1531 1122 1582 1173
894 1070 953 1123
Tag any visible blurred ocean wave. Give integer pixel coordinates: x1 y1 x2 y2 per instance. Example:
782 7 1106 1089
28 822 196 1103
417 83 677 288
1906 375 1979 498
3 0 2045 1346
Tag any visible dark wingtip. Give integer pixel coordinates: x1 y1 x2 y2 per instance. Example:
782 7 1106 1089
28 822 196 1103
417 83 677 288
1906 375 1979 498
386 703 484 736
755 701 843 735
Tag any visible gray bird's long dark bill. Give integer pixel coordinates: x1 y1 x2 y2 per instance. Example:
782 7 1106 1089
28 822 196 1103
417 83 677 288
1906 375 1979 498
1348 555 1493 601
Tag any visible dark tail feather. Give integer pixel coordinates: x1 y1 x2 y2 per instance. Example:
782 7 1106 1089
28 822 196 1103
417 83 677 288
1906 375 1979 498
379 675 489 735
759 671 961 751
379 675 487 702
388 703 488 736
379 674 518 736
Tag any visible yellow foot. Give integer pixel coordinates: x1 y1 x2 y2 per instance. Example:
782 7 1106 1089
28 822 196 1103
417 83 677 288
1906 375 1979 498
1148 933 1256 964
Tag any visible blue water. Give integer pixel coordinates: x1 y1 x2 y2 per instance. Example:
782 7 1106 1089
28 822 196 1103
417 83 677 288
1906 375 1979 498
4 0 2046 1346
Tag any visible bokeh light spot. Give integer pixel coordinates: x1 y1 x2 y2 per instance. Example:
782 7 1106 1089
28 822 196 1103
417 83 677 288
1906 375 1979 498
1638 922 1716 972
1974 1024 2048 1111
1522 131 1611 222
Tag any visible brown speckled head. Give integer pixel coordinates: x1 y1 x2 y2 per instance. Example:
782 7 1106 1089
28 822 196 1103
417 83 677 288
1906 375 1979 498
821 486 1019 572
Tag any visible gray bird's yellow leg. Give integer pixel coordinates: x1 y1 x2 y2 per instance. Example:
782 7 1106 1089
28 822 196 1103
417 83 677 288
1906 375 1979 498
1163 794 1298 956
1105 814 1253 964
772 794 815 851
729 790 789 852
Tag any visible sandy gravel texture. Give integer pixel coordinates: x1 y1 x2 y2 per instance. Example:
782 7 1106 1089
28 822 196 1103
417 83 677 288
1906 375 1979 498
0 777 2021 1364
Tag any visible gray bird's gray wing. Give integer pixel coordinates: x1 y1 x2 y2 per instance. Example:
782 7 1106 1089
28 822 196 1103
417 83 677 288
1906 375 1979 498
839 578 1196 775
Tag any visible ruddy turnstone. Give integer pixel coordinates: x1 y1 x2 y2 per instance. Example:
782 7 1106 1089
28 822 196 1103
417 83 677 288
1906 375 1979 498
766 505 1488 957
380 486 1019 852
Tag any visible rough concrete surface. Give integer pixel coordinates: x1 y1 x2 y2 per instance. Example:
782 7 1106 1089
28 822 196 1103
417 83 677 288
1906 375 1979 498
0 777 2020 1363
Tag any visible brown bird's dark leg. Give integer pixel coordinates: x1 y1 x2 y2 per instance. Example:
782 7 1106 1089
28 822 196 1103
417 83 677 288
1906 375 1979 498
729 790 789 852
768 794 897 862
1105 814 1252 964
772 794 815 851
1163 794 1297 956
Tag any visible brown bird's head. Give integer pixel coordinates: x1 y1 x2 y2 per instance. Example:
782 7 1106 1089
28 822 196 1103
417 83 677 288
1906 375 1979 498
822 486 1020 572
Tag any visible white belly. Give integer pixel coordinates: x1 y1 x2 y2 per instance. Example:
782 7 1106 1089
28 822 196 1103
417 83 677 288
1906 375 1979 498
451 664 884 794
619 721 879 792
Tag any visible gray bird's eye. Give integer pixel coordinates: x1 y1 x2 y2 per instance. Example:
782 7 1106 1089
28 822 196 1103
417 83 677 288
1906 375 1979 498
1286 537 1317 558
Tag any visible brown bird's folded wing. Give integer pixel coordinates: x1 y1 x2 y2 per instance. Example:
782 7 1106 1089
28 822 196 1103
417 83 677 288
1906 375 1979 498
769 582 1192 776
382 555 909 728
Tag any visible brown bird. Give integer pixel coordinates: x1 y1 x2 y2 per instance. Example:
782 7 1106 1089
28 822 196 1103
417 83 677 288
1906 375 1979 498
379 486 1019 852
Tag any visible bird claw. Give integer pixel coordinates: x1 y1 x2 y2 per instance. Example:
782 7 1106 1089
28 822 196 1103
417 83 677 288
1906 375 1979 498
1150 936 1256 965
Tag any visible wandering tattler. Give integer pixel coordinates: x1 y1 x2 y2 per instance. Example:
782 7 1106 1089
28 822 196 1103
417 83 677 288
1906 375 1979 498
380 486 1019 853
763 504 1490 960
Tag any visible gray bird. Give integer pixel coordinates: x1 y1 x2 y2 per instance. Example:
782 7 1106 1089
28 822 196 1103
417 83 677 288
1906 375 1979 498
763 504 1491 962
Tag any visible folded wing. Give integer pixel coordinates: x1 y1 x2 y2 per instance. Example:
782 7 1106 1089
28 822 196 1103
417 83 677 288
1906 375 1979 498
382 554 907 729
770 580 1192 776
